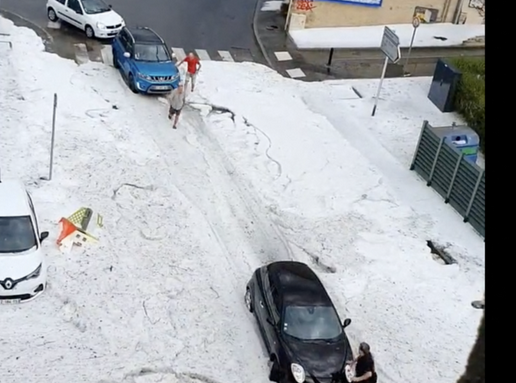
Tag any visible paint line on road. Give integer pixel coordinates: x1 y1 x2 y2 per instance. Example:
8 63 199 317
286 68 306 78
100 45 113 67
274 51 292 61
261 0 283 11
47 21 61 29
73 43 90 65
171 47 186 61
218 50 234 62
195 49 211 61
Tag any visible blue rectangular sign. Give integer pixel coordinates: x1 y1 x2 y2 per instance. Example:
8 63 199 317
320 0 383 7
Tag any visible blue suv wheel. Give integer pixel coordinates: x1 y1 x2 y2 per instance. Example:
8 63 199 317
128 73 138 94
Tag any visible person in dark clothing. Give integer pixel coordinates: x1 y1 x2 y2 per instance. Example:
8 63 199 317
348 342 377 383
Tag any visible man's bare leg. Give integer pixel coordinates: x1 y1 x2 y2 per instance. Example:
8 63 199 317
173 113 180 129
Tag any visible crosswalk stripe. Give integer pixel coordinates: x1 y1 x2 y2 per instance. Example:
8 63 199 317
171 47 186 61
73 43 90 65
218 50 234 62
47 21 61 29
100 45 113 67
195 49 211 61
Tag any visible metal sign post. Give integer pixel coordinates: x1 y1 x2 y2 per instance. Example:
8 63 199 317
404 17 421 76
372 26 401 116
48 93 58 181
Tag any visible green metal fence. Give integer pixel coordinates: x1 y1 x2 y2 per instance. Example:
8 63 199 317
410 121 485 237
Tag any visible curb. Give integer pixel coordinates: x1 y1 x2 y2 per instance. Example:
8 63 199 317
251 0 274 68
0 8 53 42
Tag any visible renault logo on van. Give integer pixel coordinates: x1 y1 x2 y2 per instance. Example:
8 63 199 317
2 278 14 290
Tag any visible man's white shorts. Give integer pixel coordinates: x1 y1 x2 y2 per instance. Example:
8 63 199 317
185 72 197 84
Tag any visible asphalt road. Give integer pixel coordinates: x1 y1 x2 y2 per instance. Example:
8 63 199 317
0 0 260 51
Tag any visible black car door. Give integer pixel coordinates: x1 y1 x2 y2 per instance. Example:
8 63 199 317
261 269 282 355
255 268 272 351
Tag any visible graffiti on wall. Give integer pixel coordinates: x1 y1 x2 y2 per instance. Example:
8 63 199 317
468 0 485 10
468 0 485 22
296 0 316 11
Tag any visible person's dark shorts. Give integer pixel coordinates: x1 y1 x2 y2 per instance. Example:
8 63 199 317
168 106 182 116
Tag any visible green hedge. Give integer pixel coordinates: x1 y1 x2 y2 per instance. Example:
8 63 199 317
450 57 485 154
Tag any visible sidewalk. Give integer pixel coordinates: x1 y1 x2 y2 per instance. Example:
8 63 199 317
252 0 485 81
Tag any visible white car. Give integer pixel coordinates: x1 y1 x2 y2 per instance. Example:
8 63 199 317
46 0 125 39
0 180 49 304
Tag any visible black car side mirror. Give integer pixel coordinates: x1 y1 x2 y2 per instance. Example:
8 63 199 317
343 318 352 328
40 231 49 242
109 4 113 8
266 317 275 326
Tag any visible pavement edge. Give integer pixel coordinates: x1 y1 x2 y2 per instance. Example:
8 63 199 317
251 0 274 68
0 8 53 42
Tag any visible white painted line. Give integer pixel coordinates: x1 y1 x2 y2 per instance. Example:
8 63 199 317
74 43 90 65
195 49 211 61
100 45 114 67
47 21 61 29
261 0 283 11
274 51 292 61
218 50 234 62
286 68 306 78
171 47 186 61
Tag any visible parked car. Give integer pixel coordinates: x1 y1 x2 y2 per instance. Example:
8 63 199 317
112 26 181 94
245 261 353 383
0 179 49 304
46 0 124 39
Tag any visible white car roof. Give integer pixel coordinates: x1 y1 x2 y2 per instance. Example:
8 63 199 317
0 179 31 217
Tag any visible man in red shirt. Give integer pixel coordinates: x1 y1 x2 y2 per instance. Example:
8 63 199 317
177 52 201 92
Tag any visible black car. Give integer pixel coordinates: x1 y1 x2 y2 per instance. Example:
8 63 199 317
245 261 353 383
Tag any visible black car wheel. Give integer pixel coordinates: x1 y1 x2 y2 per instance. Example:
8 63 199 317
47 8 58 22
128 73 138 94
268 359 282 382
244 287 254 313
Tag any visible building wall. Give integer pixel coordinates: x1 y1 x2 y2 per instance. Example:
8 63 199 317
289 0 465 29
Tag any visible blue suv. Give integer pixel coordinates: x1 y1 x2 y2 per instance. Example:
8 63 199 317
112 26 180 94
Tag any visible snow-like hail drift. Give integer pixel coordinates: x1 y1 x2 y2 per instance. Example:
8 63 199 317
0 16 483 383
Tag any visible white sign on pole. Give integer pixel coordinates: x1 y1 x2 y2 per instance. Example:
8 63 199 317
380 26 401 64
372 27 401 116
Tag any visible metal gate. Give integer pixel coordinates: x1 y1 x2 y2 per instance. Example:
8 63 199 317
410 121 485 237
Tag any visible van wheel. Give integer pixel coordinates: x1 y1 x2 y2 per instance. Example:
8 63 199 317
47 8 58 22
85 25 95 39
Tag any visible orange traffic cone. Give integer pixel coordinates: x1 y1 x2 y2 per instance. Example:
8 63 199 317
56 218 78 246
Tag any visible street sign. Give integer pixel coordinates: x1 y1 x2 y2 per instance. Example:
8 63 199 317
412 16 421 28
373 26 401 116
380 26 401 63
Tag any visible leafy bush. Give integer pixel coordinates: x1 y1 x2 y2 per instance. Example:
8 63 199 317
450 57 485 154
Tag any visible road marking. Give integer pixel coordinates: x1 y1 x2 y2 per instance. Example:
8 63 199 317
47 21 61 29
261 0 283 11
218 50 234 62
171 47 186 61
73 43 90 65
274 51 292 61
100 45 114 67
195 49 211 61
286 68 305 78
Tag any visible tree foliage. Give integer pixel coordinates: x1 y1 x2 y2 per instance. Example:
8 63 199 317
450 57 485 154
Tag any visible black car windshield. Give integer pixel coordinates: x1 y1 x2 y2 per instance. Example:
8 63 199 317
134 44 171 62
283 305 343 341
81 0 111 14
0 216 37 253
